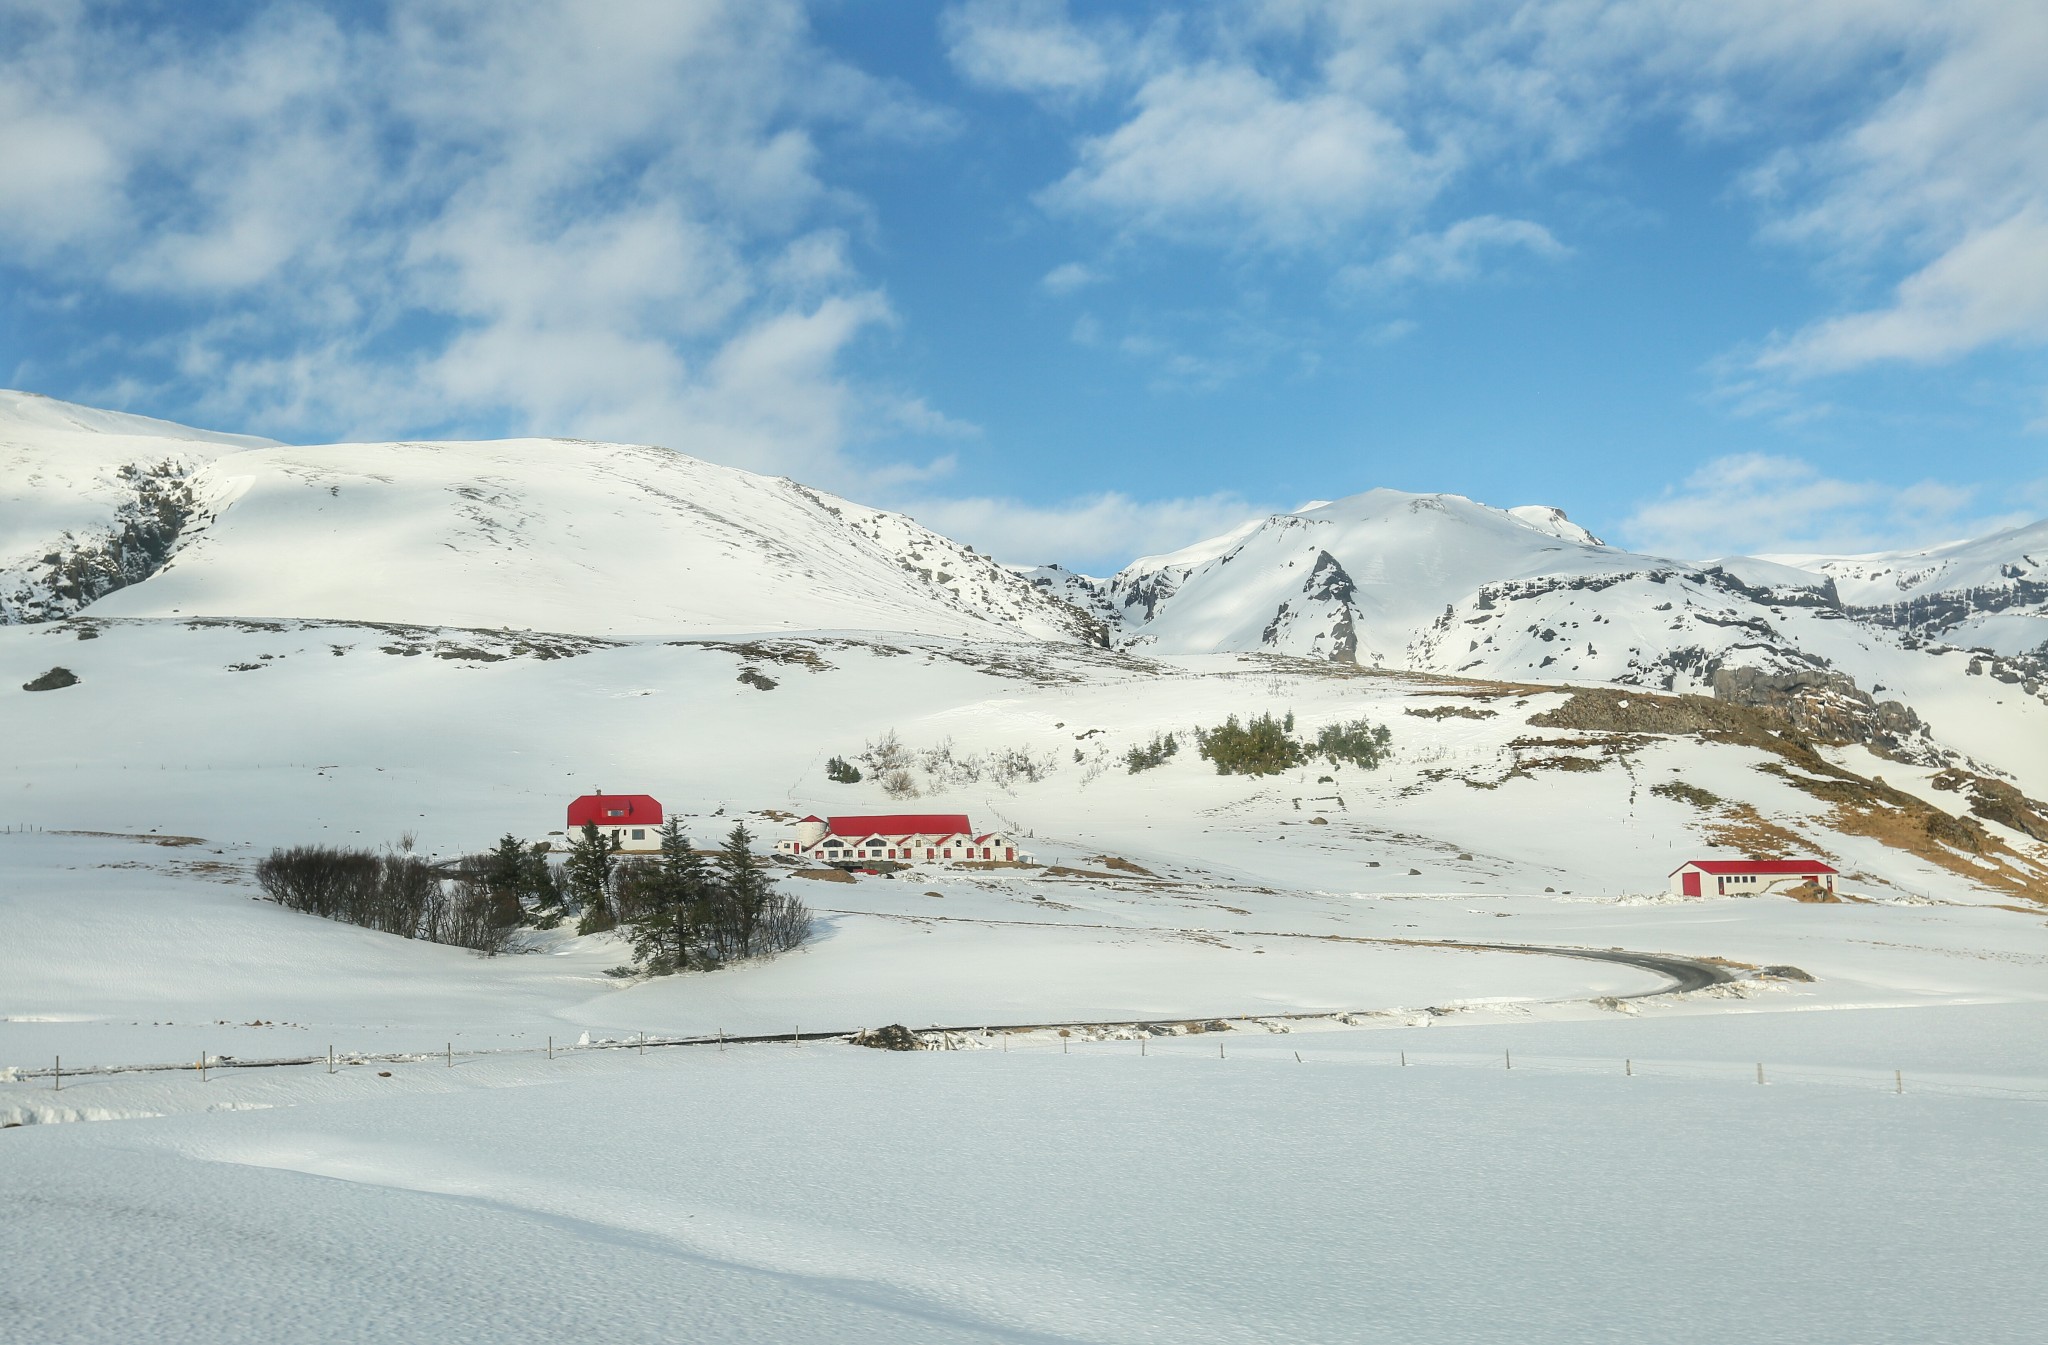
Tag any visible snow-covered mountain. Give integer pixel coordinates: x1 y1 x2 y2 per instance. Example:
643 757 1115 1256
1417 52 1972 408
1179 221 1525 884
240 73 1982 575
0 393 1100 643
1060 490 2046 767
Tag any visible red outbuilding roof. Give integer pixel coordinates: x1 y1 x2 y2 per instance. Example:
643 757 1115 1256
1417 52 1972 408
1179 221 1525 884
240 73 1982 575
567 793 663 828
826 814 971 838
1670 859 1837 875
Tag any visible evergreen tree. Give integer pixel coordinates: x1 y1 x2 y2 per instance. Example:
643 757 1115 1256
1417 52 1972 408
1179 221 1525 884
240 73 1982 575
715 822 773 959
477 834 533 929
567 822 620 935
624 820 709 973
522 841 562 916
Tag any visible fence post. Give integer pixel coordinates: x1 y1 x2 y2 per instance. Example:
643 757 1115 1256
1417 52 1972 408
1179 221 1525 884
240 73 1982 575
328 1045 335 1075
1895 1069 1903 1095
1756 1063 1764 1085
1400 1050 1406 1067
200 1051 208 1083
1219 1041 1225 1060
446 1042 452 1068
53 1055 60 1092
1625 1058 1632 1077
638 1031 645 1056
1505 1050 1512 1071
547 1035 553 1061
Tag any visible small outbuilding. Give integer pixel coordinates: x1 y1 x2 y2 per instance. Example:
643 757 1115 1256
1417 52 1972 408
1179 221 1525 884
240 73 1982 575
1669 859 1837 898
566 791 663 851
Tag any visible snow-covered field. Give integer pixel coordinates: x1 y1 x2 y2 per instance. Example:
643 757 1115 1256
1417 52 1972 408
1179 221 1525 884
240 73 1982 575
5 394 2047 1341
7 1006 2048 1343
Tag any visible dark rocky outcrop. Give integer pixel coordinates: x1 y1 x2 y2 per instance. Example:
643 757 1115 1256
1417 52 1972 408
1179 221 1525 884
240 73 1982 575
1709 665 1926 758
850 1023 922 1051
1 460 200 624
22 666 79 692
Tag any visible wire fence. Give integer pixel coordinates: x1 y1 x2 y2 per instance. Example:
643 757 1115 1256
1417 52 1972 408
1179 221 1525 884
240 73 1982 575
10 1016 2048 1108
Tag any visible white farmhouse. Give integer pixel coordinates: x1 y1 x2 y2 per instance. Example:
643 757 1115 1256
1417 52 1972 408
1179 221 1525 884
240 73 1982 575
778 813 1030 866
1669 858 1838 897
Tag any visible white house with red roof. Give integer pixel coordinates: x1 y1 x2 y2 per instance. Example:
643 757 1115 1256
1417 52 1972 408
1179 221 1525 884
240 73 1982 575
1669 858 1838 898
566 791 663 851
778 813 1031 866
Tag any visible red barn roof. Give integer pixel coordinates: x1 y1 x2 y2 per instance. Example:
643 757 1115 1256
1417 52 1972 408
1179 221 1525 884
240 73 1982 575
827 814 970 837
1671 859 1837 875
567 793 663 828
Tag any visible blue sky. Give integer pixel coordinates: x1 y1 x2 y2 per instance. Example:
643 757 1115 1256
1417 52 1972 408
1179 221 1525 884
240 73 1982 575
2 1 2045 569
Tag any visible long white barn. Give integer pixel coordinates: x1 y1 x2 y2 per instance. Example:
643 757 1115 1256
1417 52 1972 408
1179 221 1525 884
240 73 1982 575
778 813 1030 866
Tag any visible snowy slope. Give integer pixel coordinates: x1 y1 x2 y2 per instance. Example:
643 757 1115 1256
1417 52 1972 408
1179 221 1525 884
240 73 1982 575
0 394 1098 642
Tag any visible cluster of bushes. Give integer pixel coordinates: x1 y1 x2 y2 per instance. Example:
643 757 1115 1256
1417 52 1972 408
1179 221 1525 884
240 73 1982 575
254 821 812 974
858 730 1057 799
256 839 519 955
1124 732 1179 773
1195 712 1392 777
825 755 862 784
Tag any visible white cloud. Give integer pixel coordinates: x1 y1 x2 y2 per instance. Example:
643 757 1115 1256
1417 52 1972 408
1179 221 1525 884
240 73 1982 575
1618 453 2034 558
1757 207 2048 375
941 0 1117 97
1041 64 1447 248
1041 261 1103 294
900 490 1270 571
0 0 952 491
1341 215 1568 288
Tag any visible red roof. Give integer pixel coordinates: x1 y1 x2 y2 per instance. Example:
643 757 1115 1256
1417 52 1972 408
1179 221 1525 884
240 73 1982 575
567 793 663 828
827 814 970 838
1672 859 1837 875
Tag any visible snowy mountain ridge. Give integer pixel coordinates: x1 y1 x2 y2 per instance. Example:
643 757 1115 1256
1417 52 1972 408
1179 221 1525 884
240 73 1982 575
4 391 2043 783
0 394 1099 643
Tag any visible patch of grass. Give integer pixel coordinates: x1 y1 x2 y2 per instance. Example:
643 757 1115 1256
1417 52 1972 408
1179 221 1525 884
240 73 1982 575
1651 780 1722 809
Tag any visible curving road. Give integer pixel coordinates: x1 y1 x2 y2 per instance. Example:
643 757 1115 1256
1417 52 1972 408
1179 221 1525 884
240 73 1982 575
1428 940 1737 998
5 935 1740 1084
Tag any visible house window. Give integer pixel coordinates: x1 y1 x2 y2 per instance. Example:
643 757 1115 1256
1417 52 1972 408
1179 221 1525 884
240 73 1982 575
926 848 935 859
607 809 625 818
631 828 644 840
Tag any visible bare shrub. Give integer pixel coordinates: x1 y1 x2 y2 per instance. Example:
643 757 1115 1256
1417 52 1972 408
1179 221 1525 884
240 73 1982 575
257 842 512 954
